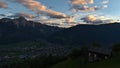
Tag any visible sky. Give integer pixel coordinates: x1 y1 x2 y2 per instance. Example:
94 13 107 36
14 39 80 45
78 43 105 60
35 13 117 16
0 0 119 27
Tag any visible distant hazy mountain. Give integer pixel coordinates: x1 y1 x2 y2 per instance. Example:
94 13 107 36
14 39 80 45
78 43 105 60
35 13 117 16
0 17 62 44
48 23 120 46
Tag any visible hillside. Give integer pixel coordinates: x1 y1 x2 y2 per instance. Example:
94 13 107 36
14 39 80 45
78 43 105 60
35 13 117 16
48 23 120 46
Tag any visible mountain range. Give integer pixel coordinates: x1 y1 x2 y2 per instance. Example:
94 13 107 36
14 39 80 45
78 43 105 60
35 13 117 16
0 17 120 46
0 17 62 44
48 23 120 46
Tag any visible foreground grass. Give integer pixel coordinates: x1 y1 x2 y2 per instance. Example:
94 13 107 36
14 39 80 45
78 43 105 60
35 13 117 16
51 56 120 68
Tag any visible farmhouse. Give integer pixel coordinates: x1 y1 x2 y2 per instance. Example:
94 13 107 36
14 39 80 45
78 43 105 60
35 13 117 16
88 47 112 62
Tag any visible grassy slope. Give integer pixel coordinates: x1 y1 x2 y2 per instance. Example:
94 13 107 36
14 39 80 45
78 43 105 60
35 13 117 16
51 56 120 68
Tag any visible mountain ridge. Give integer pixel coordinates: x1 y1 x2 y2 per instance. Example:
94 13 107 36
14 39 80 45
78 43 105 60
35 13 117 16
48 23 120 46
0 17 63 44
0 17 120 46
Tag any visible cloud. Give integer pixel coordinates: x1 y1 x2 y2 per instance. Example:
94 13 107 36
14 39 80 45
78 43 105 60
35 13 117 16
70 0 94 5
0 14 6 19
11 0 67 18
102 0 109 4
71 5 99 12
65 16 74 23
36 16 77 28
0 13 7 19
102 5 108 9
81 15 117 24
44 9 67 19
0 14 6 16
69 0 109 12
81 15 99 23
0 0 8 8
8 12 35 19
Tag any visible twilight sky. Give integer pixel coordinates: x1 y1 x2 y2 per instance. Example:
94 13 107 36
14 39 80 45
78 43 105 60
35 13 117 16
0 0 119 27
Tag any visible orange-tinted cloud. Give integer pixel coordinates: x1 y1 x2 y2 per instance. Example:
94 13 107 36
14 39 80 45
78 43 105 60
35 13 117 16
81 15 97 23
8 12 35 19
0 0 8 8
87 15 96 22
71 0 94 5
12 0 67 18
69 0 109 12
15 12 35 18
81 15 117 24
